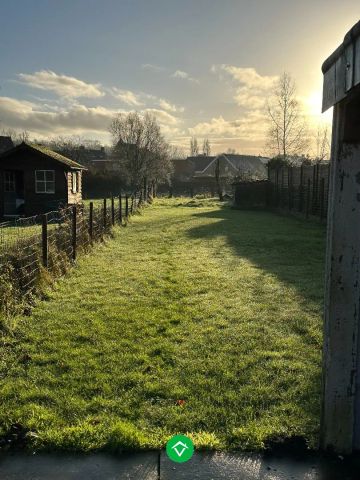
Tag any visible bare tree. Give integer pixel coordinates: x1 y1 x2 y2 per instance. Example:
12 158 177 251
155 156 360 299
266 72 309 162
314 124 330 162
109 112 171 192
1 128 30 145
190 137 199 156
202 138 211 156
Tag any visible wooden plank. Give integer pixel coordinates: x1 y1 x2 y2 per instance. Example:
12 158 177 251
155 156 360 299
321 102 360 453
355 36 360 87
345 43 354 92
323 64 336 112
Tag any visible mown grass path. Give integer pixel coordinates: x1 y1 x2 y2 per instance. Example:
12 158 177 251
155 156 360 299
0 198 326 451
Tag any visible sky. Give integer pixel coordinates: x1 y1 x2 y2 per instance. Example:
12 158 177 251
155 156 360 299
0 0 359 155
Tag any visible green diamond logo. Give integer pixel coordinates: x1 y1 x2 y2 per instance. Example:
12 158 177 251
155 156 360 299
166 434 194 463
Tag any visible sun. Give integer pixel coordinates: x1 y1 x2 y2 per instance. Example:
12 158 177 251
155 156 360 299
305 90 333 125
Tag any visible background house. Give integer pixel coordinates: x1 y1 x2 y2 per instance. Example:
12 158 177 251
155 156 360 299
170 153 268 195
0 136 14 154
0 142 86 217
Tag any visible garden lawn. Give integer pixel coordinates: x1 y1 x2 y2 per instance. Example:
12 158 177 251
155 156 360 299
0 198 326 452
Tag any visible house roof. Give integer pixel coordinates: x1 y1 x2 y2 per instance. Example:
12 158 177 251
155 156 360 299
0 142 86 170
0 136 14 154
188 155 216 171
193 154 268 178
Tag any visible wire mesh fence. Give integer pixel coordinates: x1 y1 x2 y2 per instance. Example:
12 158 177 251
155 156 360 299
0 191 145 321
267 163 330 220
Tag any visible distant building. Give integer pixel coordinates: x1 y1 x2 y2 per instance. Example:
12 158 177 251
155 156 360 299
0 136 14 154
171 153 268 194
0 142 86 217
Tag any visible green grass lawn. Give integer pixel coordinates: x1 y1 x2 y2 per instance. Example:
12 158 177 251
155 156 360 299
0 198 326 452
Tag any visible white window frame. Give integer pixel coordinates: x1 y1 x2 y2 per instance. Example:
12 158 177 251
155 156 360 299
4 171 16 193
35 170 55 194
71 171 78 194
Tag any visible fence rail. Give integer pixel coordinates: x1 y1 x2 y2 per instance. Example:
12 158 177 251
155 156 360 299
0 191 147 321
267 163 330 220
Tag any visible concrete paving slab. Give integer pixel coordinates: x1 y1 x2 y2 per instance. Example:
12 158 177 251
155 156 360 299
160 451 360 480
0 452 159 480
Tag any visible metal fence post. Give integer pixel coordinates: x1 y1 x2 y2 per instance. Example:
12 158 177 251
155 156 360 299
111 196 115 226
42 214 48 267
89 202 93 240
72 205 77 261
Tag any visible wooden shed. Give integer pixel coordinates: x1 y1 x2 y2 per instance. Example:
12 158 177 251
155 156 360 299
321 19 360 454
0 142 86 218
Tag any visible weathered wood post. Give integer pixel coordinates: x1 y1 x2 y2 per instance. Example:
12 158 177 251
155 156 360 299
306 178 310 219
119 194 122 224
42 214 48 268
321 20 360 454
299 165 304 212
125 195 129 218
89 201 93 240
103 199 107 231
111 196 115 226
72 205 77 261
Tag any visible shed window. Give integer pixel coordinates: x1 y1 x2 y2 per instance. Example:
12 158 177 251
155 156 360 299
4 171 16 192
71 172 78 193
35 170 55 193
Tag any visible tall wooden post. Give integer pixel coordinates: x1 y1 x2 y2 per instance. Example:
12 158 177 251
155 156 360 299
111 196 115 226
125 195 129 218
72 205 77 261
89 202 94 240
299 165 304 212
42 214 48 268
305 178 310 219
321 20 360 454
119 194 122 224
103 199 107 231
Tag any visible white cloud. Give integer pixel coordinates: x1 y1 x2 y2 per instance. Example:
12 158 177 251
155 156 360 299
142 108 180 126
141 63 166 73
171 70 199 84
17 70 104 98
212 65 278 109
0 96 119 136
159 98 184 113
111 88 143 106
189 111 268 144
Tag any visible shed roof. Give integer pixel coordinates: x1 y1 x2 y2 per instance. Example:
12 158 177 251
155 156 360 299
322 20 360 112
0 142 86 170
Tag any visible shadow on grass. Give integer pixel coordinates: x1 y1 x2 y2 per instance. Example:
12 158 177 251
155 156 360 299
187 205 326 303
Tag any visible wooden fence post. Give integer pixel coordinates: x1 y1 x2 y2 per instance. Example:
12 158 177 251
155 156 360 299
89 202 93 240
299 165 304 212
306 178 311 219
103 198 107 230
320 177 325 220
119 194 122 224
111 196 115 226
131 195 134 214
72 205 77 261
125 195 129 218
42 214 48 267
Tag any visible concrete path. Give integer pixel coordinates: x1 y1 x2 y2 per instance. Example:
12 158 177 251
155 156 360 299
0 451 359 479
